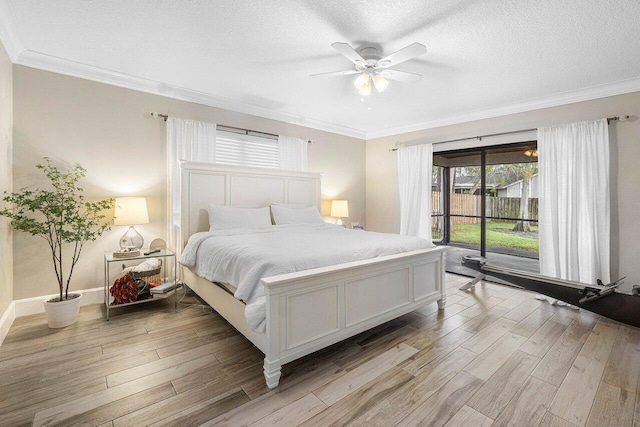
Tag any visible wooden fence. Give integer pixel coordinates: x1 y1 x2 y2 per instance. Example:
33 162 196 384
432 192 538 225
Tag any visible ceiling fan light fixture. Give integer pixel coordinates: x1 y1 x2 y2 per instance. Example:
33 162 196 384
358 81 371 96
316 42 426 95
524 148 538 157
354 73 371 96
372 74 389 92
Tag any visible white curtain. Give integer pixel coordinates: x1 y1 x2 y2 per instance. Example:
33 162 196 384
538 119 610 284
278 135 308 171
167 117 217 252
398 144 433 241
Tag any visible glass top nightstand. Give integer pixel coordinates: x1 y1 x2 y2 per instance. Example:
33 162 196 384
104 249 177 320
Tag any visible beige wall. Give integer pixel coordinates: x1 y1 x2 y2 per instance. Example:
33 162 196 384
13 66 365 300
0 40 13 318
367 92 640 290
11 61 639 299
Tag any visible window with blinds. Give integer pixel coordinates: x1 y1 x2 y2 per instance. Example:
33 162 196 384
215 129 279 169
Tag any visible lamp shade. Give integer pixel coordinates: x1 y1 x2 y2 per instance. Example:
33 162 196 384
330 200 349 218
354 74 371 96
114 197 149 226
354 73 370 91
372 75 389 92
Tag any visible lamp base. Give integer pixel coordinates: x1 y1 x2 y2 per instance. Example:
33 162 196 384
335 218 344 226
120 226 144 249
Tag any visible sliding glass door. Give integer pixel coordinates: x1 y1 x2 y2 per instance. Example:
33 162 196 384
433 142 540 276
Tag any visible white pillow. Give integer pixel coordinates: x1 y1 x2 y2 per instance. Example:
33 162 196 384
270 203 307 223
208 204 271 231
271 205 324 225
273 203 308 209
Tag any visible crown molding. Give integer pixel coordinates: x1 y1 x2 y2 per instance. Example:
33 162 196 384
13 49 368 139
365 76 640 139
0 0 25 62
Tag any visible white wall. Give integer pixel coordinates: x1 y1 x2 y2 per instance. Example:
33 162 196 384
0 39 13 323
367 92 640 290
13 65 366 300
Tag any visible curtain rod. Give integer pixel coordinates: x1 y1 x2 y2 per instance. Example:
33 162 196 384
218 124 279 140
150 112 314 144
389 115 630 152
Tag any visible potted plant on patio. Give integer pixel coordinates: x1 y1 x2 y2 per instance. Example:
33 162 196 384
0 158 114 328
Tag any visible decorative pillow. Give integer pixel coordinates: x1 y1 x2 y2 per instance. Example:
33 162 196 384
208 204 272 231
271 205 324 225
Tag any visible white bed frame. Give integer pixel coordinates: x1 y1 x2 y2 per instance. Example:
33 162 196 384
179 162 446 388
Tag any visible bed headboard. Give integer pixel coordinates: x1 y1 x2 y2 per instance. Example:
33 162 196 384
179 162 322 247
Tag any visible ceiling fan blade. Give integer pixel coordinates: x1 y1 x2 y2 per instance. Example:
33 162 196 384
310 69 360 79
380 69 423 84
331 42 367 66
377 42 427 68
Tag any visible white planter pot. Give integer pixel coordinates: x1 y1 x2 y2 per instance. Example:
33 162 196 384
43 293 83 328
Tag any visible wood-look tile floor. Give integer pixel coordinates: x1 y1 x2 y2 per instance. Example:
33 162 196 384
1 274 639 426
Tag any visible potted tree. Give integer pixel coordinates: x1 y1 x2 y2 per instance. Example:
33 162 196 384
0 158 114 328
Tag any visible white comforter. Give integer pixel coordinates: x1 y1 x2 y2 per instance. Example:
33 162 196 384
180 223 435 333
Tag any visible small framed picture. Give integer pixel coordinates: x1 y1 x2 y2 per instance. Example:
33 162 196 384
351 222 365 230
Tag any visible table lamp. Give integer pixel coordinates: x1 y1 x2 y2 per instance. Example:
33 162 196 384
114 197 149 249
331 200 349 226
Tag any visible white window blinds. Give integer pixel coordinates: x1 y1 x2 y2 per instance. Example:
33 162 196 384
215 130 279 169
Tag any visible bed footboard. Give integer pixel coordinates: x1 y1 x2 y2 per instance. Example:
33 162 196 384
261 246 446 388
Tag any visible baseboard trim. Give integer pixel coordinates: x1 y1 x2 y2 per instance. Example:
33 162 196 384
0 301 16 347
14 287 104 317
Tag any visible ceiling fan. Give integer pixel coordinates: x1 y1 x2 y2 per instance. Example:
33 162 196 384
310 42 427 96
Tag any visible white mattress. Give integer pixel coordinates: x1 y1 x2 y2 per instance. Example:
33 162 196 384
180 223 434 333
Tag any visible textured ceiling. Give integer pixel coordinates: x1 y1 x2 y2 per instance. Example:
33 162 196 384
2 0 640 138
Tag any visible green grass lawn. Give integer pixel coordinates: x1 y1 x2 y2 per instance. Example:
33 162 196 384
449 221 539 252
